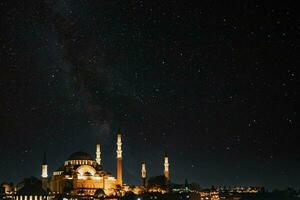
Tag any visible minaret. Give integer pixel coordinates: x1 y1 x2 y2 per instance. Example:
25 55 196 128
116 131 123 185
41 153 48 191
41 153 48 178
96 144 101 165
141 161 147 187
164 154 170 181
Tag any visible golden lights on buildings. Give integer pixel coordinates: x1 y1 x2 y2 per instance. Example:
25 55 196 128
33 129 175 197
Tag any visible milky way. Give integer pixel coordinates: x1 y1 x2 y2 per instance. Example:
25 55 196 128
0 1 298 189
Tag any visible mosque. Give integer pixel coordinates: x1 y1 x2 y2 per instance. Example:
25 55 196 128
38 131 170 197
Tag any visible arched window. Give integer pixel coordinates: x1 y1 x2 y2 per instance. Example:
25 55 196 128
77 165 96 176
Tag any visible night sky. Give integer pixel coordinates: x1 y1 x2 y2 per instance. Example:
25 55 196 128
0 1 298 189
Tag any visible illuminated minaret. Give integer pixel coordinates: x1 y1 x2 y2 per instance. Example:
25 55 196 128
41 153 48 178
164 154 170 181
96 144 101 165
41 153 48 190
116 132 123 185
141 161 147 187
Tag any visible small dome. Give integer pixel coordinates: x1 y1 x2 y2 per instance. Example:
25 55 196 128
68 151 94 161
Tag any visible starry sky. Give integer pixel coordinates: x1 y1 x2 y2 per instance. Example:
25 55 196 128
0 1 298 189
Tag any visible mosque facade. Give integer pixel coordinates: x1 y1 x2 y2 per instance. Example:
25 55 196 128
41 132 170 197
42 132 125 196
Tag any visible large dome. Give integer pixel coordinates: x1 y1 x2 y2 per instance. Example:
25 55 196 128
68 151 94 160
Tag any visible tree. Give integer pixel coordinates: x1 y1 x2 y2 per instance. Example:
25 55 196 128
147 175 168 191
189 183 201 191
